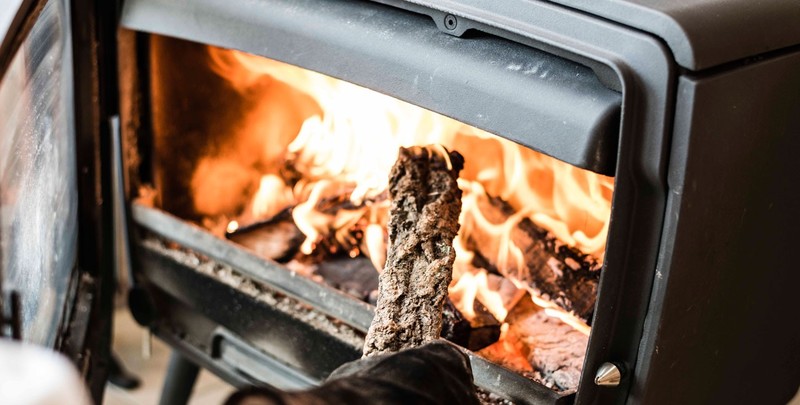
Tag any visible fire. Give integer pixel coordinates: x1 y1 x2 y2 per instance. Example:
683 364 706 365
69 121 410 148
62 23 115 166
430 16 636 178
206 47 611 344
212 48 611 250
449 269 511 322
364 223 386 272
532 295 592 336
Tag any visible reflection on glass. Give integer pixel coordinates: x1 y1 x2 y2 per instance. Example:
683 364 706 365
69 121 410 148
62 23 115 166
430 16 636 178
0 0 77 346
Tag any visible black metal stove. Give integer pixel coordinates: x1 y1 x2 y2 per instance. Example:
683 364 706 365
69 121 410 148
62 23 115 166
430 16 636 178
2 0 799 404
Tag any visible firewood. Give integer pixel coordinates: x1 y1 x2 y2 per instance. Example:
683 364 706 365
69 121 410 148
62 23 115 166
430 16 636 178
441 298 501 352
363 146 464 356
316 256 379 301
441 299 472 348
464 194 601 322
506 293 588 391
226 208 304 262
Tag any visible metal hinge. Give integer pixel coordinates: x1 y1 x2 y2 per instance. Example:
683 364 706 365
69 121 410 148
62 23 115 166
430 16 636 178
0 289 22 340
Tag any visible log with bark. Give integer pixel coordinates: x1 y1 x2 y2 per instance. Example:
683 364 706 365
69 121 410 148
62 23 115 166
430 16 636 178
363 146 464 357
463 193 602 322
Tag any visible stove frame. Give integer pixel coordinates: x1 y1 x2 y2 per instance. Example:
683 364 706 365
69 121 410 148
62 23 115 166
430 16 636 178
120 1 671 402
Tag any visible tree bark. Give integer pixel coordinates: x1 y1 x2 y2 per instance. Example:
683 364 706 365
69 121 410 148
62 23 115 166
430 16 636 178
363 146 464 356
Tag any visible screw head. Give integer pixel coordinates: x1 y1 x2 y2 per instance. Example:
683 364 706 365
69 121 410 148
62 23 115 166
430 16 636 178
594 362 623 387
444 14 458 30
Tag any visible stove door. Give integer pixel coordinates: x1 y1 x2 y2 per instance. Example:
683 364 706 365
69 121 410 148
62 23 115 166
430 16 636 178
0 0 113 400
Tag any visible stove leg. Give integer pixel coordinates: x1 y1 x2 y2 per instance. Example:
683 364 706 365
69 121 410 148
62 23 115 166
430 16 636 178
159 352 200 405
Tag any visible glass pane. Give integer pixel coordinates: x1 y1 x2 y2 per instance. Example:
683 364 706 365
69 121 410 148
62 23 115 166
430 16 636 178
0 0 77 346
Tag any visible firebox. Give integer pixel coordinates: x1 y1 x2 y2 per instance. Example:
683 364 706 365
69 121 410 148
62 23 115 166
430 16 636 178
1 0 799 404
137 30 616 395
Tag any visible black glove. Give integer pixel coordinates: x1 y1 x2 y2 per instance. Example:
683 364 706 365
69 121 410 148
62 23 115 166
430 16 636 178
225 341 480 405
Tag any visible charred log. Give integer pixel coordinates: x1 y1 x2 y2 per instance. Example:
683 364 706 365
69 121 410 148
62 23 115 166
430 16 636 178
463 300 503 350
464 194 601 322
226 208 304 262
509 293 587 391
363 146 464 356
441 299 501 352
316 256 379 302
475 292 588 392
441 299 472 348
297 196 387 264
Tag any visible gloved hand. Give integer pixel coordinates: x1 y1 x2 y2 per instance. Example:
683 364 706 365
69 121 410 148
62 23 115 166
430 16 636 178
225 341 480 405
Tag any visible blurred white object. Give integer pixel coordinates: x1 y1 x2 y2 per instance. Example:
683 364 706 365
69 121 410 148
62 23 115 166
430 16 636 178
0 0 25 44
0 340 91 405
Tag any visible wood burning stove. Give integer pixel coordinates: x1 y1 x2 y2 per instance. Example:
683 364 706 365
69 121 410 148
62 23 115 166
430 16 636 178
2 0 799 404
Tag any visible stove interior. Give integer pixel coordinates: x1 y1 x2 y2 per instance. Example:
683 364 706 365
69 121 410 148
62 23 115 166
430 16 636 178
138 34 614 392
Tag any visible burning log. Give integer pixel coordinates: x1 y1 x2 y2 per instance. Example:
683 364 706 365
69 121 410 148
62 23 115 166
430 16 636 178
316 256 379 302
464 193 601 322
226 208 305 262
441 299 501 352
441 299 472 348
363 146 464 356
490 293 588 392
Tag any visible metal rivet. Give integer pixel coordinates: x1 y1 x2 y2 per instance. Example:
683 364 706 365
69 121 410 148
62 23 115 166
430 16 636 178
444 14 457 30
594 362 623 387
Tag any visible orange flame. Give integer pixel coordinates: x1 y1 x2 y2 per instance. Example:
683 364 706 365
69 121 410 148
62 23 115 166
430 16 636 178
206 47 612 337
450 269 511 322
213 49 611 253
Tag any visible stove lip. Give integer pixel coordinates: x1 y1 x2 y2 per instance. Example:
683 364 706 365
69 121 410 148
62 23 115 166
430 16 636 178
121 0 623 175
400 0 800 70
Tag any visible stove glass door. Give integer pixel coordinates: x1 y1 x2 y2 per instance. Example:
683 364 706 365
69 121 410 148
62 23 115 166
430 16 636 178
0 0 77 346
